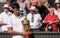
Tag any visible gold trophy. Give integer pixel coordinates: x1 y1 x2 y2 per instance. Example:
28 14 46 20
22 16 32 38
22 16 30 32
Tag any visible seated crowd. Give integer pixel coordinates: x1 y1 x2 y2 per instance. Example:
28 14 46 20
0 0 60 38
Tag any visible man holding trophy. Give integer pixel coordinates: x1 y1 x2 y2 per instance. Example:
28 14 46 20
8 3 32 38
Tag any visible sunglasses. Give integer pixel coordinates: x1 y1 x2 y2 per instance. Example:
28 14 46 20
3 8 9 9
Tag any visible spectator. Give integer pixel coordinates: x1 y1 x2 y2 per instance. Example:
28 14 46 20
27 0 40 9
54 0 60 31
38 1 50 31
7 3 31 38
54 0 60 19
43 7 59 31
27 6 42 38
18 0 27 16
0 4 12 32
39 1 50 20
48 0 55 7
7 0 14 13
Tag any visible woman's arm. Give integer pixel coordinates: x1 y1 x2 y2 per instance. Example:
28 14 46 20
27 0 31 8
37 0 41 7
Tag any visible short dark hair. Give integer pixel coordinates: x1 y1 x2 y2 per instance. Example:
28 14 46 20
12 2 20 10
55 3 60 10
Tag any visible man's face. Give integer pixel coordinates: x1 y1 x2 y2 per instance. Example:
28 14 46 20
4 8 9 12
49 7 54 14
56 4 60 7
13 8 19 14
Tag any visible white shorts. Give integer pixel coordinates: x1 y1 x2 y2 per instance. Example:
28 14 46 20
12 35 24 38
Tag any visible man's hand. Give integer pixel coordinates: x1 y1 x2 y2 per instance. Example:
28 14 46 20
48 21 53 24
21 32 27 36
21 31 32 35
26 31 32 35
45 28 48 31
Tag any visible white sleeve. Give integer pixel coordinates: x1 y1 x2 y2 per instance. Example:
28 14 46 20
38 14 42 21
7 16 13 27
0 14 3 21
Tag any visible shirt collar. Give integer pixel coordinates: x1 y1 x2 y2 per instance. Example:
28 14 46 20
48 13 55 16
12 14 20 19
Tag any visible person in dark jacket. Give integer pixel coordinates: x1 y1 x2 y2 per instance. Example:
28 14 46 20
36 1 50 31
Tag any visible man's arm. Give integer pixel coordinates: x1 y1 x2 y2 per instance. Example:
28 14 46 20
53 20 59 24
8 27 26 35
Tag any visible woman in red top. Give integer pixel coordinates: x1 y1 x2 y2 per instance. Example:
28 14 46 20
43 7 59 31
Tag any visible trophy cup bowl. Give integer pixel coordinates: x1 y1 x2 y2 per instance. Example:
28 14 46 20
22 17 30 31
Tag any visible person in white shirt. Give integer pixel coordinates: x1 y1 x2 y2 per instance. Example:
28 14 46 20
27 6 42 31
54 0 60 19
54 0 60 31
7 3 31 38
27 6 42 38
0 4 12 32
